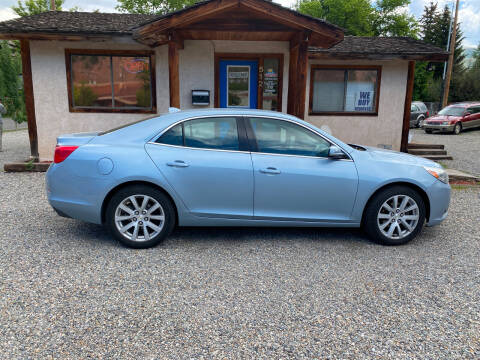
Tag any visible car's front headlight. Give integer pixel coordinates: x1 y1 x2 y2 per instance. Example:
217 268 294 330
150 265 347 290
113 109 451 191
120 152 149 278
423 166 449 184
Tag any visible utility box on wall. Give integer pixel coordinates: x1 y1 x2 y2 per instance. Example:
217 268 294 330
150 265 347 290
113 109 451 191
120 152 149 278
192 90 210 106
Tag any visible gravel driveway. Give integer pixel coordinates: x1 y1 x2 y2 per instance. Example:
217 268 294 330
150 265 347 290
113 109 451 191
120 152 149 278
410 127 480 176
1 130 479 358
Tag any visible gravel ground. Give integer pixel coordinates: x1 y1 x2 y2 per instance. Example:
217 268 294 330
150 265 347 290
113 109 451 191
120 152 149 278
0 130 479 358
410 127 480 176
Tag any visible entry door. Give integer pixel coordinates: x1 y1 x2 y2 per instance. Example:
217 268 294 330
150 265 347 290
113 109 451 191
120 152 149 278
220 60 258 109
247 116 358 222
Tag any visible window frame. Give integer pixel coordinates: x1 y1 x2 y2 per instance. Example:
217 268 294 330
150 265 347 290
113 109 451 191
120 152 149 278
308 65 382 116
154 116 249 152
245 115 351 160
65 49 157 114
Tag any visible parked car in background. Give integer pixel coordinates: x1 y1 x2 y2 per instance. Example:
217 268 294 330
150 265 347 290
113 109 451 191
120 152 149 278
46 109 450 248
423 102 480 134
410 101 429 128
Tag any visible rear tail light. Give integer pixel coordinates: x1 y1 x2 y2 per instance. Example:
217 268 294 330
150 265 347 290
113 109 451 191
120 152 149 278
426 111 430 117
54 145 79 163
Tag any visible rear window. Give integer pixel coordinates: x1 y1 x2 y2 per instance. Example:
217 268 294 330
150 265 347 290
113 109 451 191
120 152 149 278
438 106 465 116
99 115 158 135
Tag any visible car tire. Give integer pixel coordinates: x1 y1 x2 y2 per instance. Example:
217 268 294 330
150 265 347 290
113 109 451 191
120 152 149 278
363 186 426 246
424 129 432 134
416 116 424 128
105 185 176 249
453 123 462 135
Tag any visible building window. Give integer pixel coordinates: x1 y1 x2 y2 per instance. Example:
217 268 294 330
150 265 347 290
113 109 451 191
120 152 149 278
66 49 156 113
309 66 381 115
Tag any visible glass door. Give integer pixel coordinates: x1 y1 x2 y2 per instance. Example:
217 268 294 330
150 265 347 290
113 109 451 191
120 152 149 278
219 60 258 109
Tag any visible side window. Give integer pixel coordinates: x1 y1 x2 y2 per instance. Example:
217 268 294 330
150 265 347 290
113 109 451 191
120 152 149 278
184 117 239 151
466 107 474 115
411 104 419 112
156 123 183 146
249 117 331 157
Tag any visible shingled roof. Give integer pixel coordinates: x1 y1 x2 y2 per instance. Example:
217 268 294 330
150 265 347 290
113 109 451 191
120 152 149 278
310 36 449 61
0 11 156 36
0 11 448 60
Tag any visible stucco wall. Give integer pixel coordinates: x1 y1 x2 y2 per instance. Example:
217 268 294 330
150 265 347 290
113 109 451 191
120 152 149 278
179 40 289 111
305 59 408 151
29 39 406 159
30 39 169 160
30 39 290 160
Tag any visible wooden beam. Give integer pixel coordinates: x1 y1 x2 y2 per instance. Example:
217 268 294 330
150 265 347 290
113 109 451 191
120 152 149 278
401 61 415 153
287 42 298 116
133 0 238 40
287 34 308 119
0 32 114 42
308 52 449 61
168 41 180 108
20 39 38 159
295 40 308 119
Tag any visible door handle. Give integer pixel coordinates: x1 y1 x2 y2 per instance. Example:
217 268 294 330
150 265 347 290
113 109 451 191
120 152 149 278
166 160 189 168
260 167 281 175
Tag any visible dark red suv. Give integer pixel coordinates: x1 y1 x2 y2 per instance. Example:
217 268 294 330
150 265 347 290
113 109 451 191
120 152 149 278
423 102 480 134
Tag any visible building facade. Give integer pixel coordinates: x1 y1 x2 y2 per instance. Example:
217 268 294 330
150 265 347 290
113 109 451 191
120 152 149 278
0 0 447 161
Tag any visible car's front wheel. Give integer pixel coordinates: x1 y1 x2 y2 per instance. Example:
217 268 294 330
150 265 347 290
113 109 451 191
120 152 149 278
363 186 426 245
106 185 175 248
453 123 462 135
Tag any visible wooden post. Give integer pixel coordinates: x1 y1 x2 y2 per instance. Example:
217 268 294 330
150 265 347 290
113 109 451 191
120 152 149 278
287 32 309 119
50 0 56 11
287 44 298 116
168 41 180 108
401 61 415 153
20 39 39 159
441 0 459 108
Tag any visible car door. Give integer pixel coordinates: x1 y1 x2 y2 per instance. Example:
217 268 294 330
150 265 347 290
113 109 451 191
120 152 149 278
462 107 476 129
246 116 358 222
410 104 419 126
471 106 480 128
145 116 254 219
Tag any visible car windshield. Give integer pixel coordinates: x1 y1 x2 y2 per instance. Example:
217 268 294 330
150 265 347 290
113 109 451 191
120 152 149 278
438 106 465 116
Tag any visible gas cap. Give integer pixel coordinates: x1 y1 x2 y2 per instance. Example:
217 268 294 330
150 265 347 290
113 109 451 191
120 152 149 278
97 157 114 175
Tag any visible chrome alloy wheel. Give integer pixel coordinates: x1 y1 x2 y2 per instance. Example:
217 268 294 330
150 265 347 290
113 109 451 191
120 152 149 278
377 195 420 240
114 195 165 242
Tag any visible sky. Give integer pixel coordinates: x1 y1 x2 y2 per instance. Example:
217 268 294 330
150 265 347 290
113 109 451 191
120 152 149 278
0 0 478 48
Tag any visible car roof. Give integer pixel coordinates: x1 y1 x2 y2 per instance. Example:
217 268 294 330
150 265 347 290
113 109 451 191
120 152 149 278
99 108 353 152
448 102 480 108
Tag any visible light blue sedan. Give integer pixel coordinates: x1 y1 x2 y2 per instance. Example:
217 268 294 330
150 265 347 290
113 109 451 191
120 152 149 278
46 109 450 248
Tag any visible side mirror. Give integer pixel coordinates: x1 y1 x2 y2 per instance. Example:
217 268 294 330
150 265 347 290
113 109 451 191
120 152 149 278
328 145 347 160
464 112 471 117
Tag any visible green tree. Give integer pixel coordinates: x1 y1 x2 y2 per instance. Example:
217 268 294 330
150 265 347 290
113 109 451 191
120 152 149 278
116 0 198 14
0 41 25 122
12 0 64 16
296 0 375 36
296 0 418 37
372 0 419 37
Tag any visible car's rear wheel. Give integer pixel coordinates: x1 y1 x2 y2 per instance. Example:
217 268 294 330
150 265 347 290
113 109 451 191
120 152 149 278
416 116 425 128
453 123 462 135
363 186 426 246
106 185 175 248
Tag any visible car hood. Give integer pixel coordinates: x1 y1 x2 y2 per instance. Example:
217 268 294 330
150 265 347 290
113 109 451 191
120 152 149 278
426 115 461 122
360 146 439 167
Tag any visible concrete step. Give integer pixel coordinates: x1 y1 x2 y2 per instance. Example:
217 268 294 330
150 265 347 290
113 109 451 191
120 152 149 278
422 154 454 161
446 169 480 182
408 149 448 156
407 143 445 150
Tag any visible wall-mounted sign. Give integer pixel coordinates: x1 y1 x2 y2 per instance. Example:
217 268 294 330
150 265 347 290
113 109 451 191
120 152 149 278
228 71 249 79
123 58 149 74
354 91 374 111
